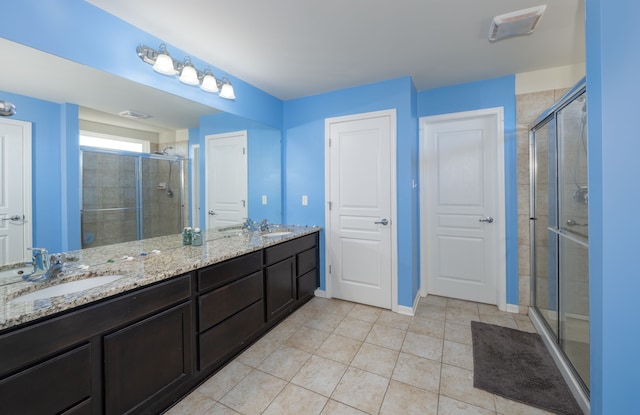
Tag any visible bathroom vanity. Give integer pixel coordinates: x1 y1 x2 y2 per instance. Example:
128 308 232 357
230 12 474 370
0 226 320 414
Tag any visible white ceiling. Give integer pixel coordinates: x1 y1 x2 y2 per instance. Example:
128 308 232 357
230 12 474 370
86 0 585 100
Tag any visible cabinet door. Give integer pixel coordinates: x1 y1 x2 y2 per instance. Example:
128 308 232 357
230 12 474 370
265 257 295 321
103 302 193 415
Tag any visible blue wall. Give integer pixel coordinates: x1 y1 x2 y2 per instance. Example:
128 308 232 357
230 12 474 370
283 77 420 307
198 113 282 227
416 76 519 306
586 0 640 413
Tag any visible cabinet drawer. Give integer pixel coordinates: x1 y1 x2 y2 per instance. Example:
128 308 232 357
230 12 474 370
297 270 318 301
199 270 263 331
198 251 262 292
264 233 317 265
199 300 264 370
0 344 91 415
297 247 317 276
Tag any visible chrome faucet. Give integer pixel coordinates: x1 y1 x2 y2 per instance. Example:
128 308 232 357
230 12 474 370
242 218 269 232
25 248 65 281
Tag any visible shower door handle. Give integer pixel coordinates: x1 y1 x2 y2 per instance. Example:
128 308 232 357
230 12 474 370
208 211 216 215
479 216 494 223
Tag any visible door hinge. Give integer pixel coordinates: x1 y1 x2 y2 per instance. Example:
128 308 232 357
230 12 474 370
328 138 332 147
242 147 246 155
328 201 332 210
329 265 332 274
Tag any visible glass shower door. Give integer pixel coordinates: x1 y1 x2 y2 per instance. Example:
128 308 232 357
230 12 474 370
140 157 183 239
531 118 559 339
81 151 138 248
530 86 589 394
558 93 590 389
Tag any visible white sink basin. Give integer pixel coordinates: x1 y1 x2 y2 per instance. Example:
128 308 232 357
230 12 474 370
10 275 125 303
262 231 293 237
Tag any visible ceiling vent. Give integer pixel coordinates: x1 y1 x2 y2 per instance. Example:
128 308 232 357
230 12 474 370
118 110 152 120
489 5 547 42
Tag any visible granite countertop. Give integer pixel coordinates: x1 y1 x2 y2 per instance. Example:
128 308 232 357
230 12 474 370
0 225 321 331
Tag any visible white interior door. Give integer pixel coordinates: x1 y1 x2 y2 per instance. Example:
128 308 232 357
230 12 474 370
0 119 32 265
420 108 505 307
205 131 248 228
326 110 396 310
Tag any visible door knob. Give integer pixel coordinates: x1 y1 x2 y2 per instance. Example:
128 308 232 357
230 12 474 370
479 216 494 223
1 215 22 221
208 211 216 215
374 219 389 225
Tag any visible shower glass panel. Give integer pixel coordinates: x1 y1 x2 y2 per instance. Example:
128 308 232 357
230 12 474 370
530 82 589 395
81 149 184 248
81 151 138 248
558 93 589 390
141 157 183 239
532 118 559 338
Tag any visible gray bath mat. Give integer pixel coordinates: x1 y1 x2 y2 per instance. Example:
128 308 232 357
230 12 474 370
471 321 583 415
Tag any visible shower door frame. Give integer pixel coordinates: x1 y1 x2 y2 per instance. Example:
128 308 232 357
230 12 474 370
528 79 590 414
80 147 184 246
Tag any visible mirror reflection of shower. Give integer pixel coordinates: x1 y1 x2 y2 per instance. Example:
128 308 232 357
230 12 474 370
573 95 588 205
154 146 175 198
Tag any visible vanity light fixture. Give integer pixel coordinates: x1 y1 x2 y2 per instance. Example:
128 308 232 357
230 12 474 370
200 68 219 93
136 44 236 99
219 79 236 100
179 57 199 85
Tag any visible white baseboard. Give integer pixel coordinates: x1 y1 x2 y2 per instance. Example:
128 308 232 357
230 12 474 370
314 289 328 298
505 304 520 314
397 292 421 316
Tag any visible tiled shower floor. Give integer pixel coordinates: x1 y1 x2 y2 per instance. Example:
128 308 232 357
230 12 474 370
166 296 560 415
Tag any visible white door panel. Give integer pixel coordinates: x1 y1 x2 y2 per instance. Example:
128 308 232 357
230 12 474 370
205 131 248 228
327 111 395 309
0 119 32 265
420 109 504 306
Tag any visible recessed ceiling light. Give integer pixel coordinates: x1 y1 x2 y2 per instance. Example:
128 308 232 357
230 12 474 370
489 5 547 42
118 110 152 120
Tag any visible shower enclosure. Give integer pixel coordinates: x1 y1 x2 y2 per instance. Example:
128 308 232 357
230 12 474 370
80 148 184 248
529 79 589 404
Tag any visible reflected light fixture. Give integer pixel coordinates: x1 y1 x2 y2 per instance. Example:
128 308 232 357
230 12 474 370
136 44 236 99
0 100 16 116
489 5 547 42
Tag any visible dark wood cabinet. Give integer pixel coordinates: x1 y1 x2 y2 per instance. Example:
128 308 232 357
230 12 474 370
265 257 296 321
0 231 320 414
103 302 192 415
0 344 92 415
196 251 265 371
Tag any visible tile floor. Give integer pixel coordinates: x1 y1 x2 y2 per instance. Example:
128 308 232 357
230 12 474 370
166 295 558 415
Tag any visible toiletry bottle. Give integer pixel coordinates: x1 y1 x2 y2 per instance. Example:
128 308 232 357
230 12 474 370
182 227 192 245
192 228 203 246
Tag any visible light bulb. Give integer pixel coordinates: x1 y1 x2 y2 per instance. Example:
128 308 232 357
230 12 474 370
219 81 236 100
153 53 176 75
200 73 219 93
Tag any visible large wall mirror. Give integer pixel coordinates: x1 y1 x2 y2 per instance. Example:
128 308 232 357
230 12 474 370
0 38 282 266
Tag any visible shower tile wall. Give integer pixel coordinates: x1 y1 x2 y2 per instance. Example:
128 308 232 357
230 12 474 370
151 141 190 230
516 88 569 313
